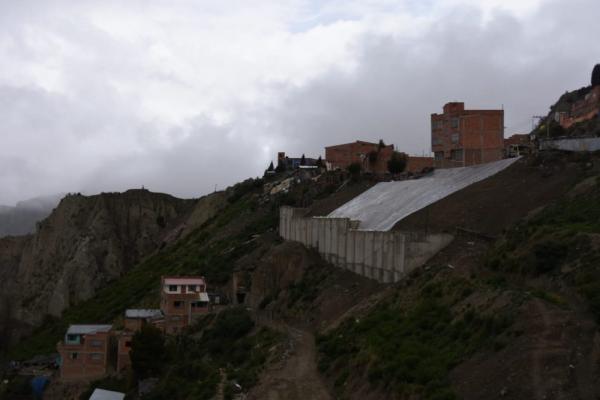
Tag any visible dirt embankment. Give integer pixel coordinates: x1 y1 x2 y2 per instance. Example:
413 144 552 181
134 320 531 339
394 156 585 236
244 241 382 399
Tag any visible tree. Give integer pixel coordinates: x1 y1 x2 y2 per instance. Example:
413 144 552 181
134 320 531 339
387 152 407 174
368 150 378 164
130 324 166 378
316 156 323 168
300 154 306 166
593 64 600 87
347 162 362 179
267 161 274 171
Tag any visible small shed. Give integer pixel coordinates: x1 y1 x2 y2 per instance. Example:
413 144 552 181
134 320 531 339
89 388 125 400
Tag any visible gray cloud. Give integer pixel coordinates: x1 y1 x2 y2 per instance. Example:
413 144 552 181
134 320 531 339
0 0 599 204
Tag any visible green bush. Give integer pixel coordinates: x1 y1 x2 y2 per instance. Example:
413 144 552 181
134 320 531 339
131 324 166 379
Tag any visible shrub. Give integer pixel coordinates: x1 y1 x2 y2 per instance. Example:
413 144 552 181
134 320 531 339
592 64 600 87
347 163 362 178
131 324 166 379
387 151 407 174
532 240 568 274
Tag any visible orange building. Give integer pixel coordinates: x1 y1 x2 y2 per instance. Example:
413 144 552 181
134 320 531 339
431 102 504 168
160 276 210 334
57 325 112 381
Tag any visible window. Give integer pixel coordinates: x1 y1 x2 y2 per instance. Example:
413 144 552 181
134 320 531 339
70 352 78 360
191 301 208 308
451 149 463 161
66 334 81 345
188 285 197 292
90 353 102 361
174 301 184 308
432 136 442 146
170 316 182 322
168 285 178 292
451 133 459 144
90 339 103 347
434 151 444 161
450 117 459 129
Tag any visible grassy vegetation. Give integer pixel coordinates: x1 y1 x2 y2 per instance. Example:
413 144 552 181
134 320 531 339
74 308 281 400
144 307 281 400
9 182 279 360
486 176 600 320
317 277 513 399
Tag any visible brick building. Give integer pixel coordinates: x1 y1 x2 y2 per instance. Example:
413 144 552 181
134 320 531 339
558 86 600 129
325 141 394 174
405 156 434 173
57 325 112 381
431 102 504 168
504 134 531 157
277 152 319 170
326 140 432 174
160 276 210 334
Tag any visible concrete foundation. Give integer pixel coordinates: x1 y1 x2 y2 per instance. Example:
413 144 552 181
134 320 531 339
279 206 453 283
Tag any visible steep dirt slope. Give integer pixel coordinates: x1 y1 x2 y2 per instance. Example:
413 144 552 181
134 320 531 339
394 155 584 235
0 189 196 344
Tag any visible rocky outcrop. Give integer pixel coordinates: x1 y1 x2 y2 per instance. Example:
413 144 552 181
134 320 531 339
0 189 198 341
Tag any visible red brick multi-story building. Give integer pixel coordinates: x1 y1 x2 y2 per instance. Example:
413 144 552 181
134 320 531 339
57 325 112 381
160 276 210 334
431 102 504 168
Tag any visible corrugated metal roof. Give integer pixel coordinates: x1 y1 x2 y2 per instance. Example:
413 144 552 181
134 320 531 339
164 277 205 285
125 309 163 319
66 324 112 336
199 292 210 302
89 388 125 400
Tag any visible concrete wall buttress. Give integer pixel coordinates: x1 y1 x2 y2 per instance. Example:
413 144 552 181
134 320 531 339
278 207 453 283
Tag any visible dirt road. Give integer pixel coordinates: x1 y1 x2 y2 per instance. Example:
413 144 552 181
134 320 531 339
246 318 331 400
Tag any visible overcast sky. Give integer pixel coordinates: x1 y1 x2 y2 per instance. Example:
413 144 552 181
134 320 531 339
0 0 598 205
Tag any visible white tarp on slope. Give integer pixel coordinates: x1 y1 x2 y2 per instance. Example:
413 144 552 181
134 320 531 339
328 157 520 231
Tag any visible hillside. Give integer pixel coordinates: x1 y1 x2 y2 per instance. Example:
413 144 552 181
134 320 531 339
0 189 201 351
4 121 600 398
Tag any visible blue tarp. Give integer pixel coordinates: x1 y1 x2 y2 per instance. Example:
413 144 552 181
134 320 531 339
31 376 49 399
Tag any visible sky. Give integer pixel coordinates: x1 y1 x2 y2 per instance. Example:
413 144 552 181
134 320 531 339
0 0 599 205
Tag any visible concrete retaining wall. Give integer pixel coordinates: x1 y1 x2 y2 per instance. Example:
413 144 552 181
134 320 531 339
539 137 600 152
279 206 453 283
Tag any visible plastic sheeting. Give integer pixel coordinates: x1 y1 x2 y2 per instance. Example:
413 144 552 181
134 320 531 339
329 157 520 231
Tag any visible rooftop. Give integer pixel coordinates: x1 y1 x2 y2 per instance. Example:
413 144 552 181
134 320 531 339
89 388 125 400
125 309 163 319
163 276 206 286
66 324 112 336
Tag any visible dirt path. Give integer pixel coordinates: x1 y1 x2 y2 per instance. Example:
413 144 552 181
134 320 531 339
246 317 331 400
529 298 598 400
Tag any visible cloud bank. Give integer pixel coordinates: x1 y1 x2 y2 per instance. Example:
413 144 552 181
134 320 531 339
0 0 598 204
